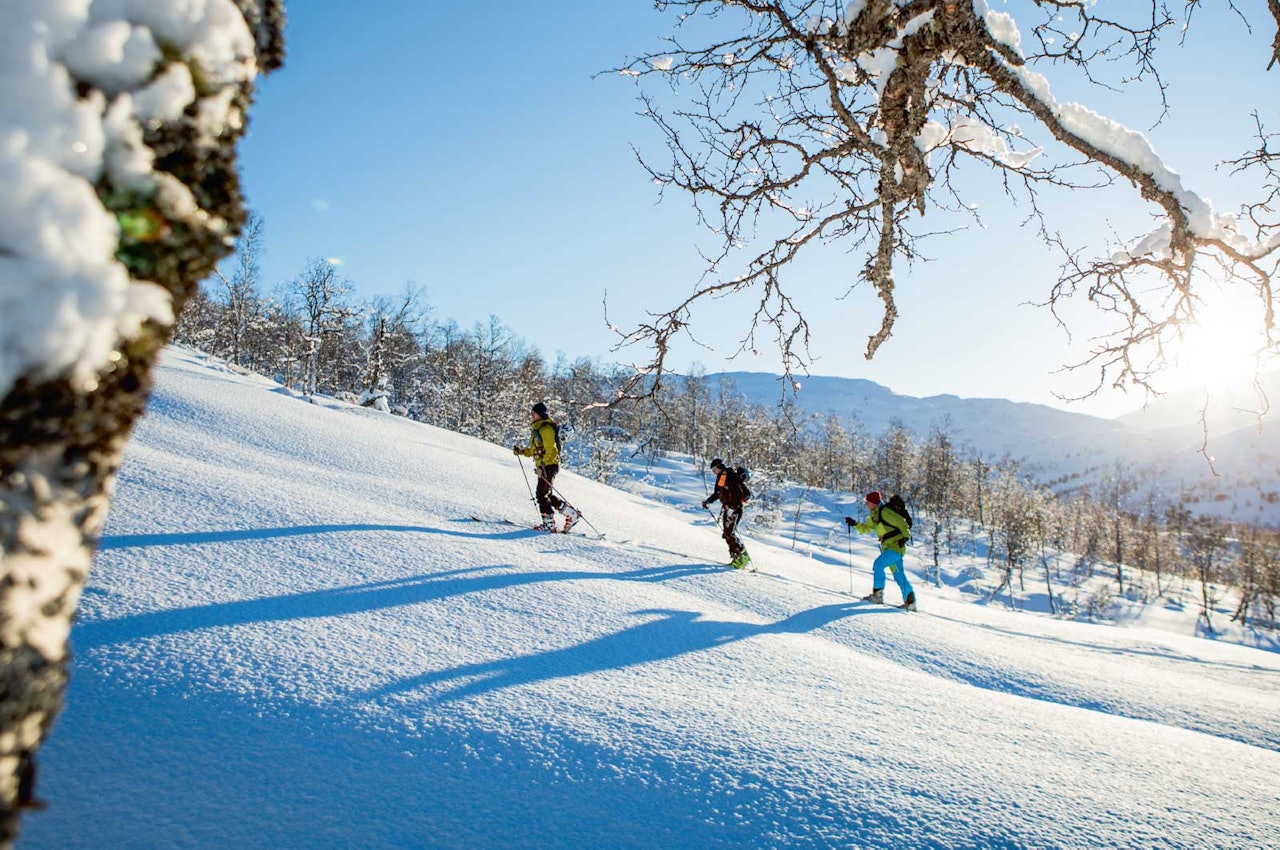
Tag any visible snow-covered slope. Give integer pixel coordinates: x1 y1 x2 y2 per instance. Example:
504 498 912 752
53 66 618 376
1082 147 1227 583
25 349 1280 849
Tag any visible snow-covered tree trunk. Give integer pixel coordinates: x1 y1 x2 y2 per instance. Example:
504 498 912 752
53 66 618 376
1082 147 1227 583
0 2 283 843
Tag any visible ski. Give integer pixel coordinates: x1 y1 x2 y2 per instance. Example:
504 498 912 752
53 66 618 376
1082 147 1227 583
469 515 553 532
467 515 601 539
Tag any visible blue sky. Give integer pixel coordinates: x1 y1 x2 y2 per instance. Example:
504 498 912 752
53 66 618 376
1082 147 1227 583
232 2 1278 419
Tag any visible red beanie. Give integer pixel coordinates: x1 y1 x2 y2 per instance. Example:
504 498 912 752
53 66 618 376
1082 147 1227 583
865 490 882 506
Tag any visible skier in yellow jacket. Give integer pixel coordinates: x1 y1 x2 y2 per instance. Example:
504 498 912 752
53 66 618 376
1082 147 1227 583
845 490 916 610
513 401 581 532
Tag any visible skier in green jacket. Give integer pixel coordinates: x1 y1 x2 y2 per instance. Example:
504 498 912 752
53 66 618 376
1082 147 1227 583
513 401 581 532
845 490 916 610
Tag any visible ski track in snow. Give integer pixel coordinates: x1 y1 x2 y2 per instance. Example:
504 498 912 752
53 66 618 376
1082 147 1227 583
25 348 1280 849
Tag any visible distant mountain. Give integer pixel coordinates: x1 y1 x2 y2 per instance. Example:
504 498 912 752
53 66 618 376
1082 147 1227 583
706 369 1151 465
702 370 1280 526
1117 370 1280 434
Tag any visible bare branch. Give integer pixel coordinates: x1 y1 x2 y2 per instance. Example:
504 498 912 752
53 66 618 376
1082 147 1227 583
609 0 1280 406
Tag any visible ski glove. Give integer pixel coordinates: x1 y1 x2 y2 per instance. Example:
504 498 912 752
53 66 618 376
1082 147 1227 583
844 516 856 527
701 498 712 509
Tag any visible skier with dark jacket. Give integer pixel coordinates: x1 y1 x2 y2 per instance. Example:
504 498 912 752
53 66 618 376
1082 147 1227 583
846 490 916 610
513 401 581 532
701 458 750 569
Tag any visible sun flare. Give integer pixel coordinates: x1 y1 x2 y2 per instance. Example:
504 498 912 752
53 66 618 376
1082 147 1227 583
1162 290 1271 394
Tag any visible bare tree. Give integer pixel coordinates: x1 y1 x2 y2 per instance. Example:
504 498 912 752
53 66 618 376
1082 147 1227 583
988 462 1037 608
1232 525 1264 628
0 2 284 841
873 418 916 496
1100 462 1136 596
611 1 1280 399
1187 516 1229 634
469 315 526 441
288 258 359 399
917 423 962 583
363 285 428 410
970 454 992 530
211 211 266 367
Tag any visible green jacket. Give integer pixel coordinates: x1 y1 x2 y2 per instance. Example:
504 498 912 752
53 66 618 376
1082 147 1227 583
855 505 910 554
516 417 560 467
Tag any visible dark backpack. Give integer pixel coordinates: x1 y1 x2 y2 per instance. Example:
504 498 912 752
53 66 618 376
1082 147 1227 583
886 493 911 527
715 465 750 504
884 494 912 543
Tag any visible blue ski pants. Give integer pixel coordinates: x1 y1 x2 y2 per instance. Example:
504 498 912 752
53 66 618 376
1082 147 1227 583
873 549 914 602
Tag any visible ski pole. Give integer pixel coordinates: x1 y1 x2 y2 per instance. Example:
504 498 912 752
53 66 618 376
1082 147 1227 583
705 505 722 528
846 523 854 595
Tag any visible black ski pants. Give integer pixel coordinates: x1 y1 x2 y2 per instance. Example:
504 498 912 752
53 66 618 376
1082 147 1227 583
536 464 566 516
720 504 745 559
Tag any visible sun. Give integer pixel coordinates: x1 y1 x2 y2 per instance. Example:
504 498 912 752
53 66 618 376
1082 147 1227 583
1162 288 1272 395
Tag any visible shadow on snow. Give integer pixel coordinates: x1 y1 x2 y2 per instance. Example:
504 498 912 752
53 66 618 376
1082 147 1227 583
364 603 884 704
97 521 532 550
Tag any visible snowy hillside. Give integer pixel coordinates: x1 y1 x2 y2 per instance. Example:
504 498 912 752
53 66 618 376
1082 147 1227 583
24 349 1280 849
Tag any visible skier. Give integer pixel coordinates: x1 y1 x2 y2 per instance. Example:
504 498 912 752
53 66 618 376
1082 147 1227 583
512 401 581 532
701 458 750 569
845 490 917 610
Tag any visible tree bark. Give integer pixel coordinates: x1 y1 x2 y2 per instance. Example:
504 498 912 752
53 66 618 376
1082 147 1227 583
0 3 284 843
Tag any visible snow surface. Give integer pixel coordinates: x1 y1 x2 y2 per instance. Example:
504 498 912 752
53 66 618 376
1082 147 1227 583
25 348 1280 848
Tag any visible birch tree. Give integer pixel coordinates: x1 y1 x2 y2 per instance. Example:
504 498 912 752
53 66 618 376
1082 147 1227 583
0 2 284 841
289 257 358 399
917 423 962 581
210 210 266 368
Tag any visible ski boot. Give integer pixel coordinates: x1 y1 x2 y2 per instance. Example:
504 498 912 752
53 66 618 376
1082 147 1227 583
537 514 556 533
561 505 581 533
861 588 884 604
898 592 917 612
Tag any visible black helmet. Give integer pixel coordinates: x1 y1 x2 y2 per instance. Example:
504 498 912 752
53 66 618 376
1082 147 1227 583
710 458 725 470
531 401 549 418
